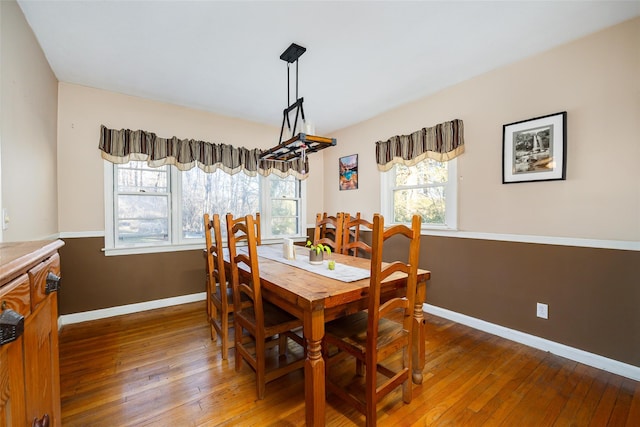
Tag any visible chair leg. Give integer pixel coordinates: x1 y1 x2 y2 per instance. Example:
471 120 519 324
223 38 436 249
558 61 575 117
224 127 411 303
278 334 287 357
206 286 211 318
210 297 218 341
256 338 266 399
365 356 377 427
402 347 412 403
356 359 364 376
234 322 242 372
365 394 377 427
221 309 228 360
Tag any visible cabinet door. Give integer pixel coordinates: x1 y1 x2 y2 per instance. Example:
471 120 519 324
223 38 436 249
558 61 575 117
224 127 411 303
0 336 27 427
0 273 30 427
24 293 61 427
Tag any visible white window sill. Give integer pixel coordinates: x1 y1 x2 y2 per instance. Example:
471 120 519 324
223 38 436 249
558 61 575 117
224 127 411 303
420 225 459 235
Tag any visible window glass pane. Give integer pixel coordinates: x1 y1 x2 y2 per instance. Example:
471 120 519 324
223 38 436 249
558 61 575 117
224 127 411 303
118 195 168 219
272 199 298 217
117 194 169 243
117 219 168 243
270 217 298 236
117 163 168 192
394 160 448 186
393 186 446 225
181 168 260 239
270 176 297 198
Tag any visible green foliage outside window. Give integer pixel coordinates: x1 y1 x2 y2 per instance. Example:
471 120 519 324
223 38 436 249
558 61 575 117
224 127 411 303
392 159 448 225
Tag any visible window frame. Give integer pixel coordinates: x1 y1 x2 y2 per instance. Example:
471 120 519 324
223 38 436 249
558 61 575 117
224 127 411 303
380 158 458 231
104 162 307 256
260 173 307 240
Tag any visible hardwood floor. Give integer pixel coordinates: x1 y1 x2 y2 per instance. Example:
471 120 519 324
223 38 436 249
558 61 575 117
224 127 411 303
59 301 640 426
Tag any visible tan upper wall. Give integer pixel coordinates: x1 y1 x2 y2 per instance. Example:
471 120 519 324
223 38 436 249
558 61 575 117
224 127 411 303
0 0 58 242
57 83 324 233
13 12 640 242
326 17 640 242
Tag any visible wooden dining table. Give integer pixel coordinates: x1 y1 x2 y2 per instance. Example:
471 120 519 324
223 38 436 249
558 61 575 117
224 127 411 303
226 244 430 426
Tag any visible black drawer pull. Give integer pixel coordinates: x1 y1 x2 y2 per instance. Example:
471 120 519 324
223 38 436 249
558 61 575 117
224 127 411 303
45 272 61 294
32 413 50 427
0 307 25 346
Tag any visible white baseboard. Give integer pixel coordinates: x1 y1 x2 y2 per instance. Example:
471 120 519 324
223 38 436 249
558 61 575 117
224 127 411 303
58 292 207 329
423 303 640 381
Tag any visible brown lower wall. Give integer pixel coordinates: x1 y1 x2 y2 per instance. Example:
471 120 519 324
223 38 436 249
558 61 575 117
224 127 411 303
422 236 640 368
58 238 204 314
58 235 640 367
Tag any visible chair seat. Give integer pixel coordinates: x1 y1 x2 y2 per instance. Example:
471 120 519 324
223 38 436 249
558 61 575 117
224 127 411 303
212 285 249 308
325 310 408 354
237 300 302 335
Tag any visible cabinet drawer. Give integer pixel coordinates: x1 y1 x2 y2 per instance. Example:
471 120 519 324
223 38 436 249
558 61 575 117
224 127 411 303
0 274 31 318
28 253 61 310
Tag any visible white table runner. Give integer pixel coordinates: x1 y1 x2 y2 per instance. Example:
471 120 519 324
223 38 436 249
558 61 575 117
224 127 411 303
239 245 371 283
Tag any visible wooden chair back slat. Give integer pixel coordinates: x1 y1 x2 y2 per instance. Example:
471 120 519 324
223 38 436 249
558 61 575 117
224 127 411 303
342 212 373 258
313 212 344 253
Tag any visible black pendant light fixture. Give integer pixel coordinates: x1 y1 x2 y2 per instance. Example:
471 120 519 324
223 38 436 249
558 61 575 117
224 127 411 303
259 43 336 162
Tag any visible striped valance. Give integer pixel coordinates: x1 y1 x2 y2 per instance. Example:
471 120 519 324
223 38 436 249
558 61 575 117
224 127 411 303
98 125 309 179
375 119 465 171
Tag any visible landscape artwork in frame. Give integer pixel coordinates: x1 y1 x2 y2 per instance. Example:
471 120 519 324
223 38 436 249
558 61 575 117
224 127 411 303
502 111 567 183
339 154 358 190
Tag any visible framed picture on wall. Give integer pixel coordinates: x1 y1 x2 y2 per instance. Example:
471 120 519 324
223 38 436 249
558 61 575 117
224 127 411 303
339 154 358 190
502 111 567 183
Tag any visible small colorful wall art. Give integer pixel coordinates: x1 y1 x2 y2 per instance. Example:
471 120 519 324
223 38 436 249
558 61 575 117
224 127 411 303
339 154 358 190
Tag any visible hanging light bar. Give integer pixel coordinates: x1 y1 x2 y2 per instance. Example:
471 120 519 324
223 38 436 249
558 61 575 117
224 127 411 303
259 43 336 162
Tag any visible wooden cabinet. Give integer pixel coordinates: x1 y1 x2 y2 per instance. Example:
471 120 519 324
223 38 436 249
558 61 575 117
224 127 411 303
0 274 29 427
0 240 64 427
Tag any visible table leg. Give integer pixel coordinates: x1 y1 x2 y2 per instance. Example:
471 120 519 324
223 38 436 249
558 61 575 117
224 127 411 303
412 279 426 384
304 309 325 427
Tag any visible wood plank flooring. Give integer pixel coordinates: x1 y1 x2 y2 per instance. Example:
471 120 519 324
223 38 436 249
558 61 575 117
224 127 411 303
58 301 640 426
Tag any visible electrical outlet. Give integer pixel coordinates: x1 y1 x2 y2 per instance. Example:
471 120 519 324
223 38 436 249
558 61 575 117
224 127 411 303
536 302 548 319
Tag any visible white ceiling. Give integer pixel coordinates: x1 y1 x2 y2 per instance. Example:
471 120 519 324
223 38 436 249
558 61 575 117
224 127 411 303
17 1 639 134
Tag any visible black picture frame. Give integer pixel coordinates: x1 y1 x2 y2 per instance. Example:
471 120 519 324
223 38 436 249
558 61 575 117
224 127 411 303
502 111 567 183
339 154 358 190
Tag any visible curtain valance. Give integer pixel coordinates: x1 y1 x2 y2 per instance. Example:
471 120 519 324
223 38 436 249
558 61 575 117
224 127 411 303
375 119 464 171
98 125 309 179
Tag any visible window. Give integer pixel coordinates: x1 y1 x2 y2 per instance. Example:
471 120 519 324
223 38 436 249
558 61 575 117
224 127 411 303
380 158 457 229
179 166 260 241
104 161 306 254
263 174 303 237
114 162 170 245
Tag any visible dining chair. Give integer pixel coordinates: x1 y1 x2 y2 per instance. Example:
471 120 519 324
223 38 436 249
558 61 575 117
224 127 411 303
313 212 344 254
203 213 253 360
341 212 373 258
226 213 305 399
324 213 421 426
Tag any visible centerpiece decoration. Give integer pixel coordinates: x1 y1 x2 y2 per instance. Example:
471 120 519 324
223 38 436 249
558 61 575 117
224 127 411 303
306 240 332 266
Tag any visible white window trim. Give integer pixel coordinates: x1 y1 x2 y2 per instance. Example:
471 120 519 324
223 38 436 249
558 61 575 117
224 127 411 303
380 158 458 231
103 162 307 256
104 161 115 250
